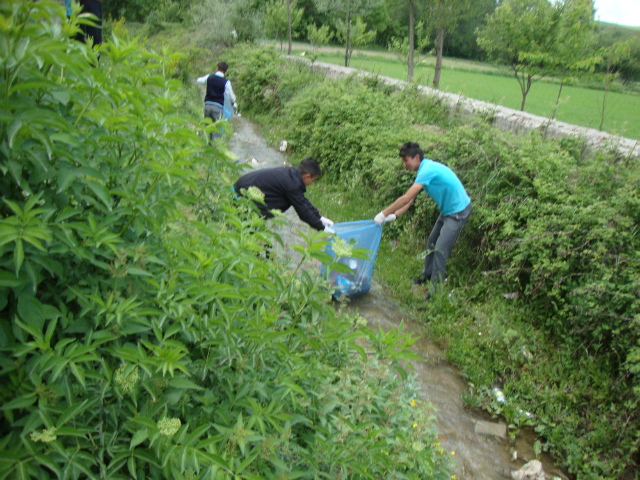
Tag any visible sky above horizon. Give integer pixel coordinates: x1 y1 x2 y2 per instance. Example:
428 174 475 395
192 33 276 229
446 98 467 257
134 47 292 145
593 0 640 27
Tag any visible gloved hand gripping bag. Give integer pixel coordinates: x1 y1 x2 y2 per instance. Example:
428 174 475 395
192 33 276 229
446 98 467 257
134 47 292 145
320 220 383 299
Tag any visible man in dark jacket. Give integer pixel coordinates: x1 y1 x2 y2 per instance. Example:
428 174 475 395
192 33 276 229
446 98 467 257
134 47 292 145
234 158 334 232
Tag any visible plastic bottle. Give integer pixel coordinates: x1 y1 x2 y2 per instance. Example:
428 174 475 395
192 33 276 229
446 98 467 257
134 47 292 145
335 276 353 294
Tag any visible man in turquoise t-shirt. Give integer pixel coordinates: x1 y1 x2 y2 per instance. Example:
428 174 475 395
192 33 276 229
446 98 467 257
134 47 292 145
374 142 472 298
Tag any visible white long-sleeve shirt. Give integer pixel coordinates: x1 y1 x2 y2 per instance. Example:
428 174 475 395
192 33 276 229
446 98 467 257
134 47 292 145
196 71 236 105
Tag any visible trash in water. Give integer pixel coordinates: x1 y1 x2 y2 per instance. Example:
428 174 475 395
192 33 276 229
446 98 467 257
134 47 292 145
502 292 519 299
493 387 506 403
279 140 288 152
517 409 533 418
247 157 259 166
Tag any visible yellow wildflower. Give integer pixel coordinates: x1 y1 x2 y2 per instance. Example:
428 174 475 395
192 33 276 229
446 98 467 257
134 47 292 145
412 423 418 428
452 476 456 480
30 427 57 443
157 417 181 436
439 448 443 454
451 451 455 455
410 399 416 407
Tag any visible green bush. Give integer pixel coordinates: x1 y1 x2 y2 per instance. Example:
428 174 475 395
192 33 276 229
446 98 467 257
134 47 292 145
0 2 451 479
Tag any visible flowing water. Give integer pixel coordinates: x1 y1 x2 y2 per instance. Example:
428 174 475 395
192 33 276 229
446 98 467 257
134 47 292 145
227 116 568 480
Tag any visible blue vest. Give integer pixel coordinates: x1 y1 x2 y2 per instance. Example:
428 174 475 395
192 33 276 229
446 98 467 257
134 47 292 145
205 75 228 105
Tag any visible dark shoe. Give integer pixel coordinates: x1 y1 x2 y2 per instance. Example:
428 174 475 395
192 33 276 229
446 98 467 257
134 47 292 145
412 275 429 285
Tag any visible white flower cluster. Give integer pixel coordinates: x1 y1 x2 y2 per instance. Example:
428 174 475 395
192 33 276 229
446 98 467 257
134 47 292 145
115 364 139 394
157 417 181 436
244 186 265 203
332 237 353 258
30 427 57 443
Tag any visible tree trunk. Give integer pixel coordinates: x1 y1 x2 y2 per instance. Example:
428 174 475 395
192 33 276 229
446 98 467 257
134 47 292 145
520 74 532 111
408 0 415 82
551 75 565 120
287 0 292 55
432 27 444 88
345 8 351 67
600 55 613 131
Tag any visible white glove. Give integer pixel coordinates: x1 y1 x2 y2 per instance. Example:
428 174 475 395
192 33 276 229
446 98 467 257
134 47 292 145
233 102 238 109
320 216 334 227
374 211 386 226
324 226 336 234
385 213 397 223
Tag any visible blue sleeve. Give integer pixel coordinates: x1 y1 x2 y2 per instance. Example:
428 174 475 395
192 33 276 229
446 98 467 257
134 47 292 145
414 168 430 186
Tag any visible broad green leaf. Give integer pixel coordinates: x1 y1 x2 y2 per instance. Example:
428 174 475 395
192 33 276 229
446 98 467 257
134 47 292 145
169 378 203 390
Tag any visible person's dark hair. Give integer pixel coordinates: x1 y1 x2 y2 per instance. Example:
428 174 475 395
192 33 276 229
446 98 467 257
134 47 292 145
298 157 322 177
399 142 423 159
217 61 229 73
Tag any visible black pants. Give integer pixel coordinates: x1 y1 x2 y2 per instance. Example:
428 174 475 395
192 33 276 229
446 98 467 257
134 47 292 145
76 0 103 45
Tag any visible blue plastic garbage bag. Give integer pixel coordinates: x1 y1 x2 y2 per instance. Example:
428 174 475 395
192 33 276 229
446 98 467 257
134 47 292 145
321 220 383 299
223 94 234 120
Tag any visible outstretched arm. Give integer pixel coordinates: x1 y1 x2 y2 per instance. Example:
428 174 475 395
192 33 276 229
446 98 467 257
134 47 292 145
374 183 422 225
383 183 422 216
196 74 209 85
286 189 324 231
394 196 415 217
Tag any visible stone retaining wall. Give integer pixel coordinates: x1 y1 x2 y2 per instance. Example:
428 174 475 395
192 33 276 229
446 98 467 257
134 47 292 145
287 56 639 159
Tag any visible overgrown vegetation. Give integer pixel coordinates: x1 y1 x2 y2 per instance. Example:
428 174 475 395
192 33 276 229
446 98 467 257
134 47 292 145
0 2 453 478
225 46 640 478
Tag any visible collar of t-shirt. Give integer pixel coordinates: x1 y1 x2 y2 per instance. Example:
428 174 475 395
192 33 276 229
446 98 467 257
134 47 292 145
214 71 225 78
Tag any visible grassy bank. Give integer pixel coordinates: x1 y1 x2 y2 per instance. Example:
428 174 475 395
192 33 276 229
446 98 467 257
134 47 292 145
224 46 640 479
289 49 640 140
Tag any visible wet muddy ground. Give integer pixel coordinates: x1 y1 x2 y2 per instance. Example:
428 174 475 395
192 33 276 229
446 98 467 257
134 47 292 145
227 115 567 479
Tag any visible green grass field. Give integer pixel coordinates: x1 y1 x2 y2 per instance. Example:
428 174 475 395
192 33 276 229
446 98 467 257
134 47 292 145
304 51 640 139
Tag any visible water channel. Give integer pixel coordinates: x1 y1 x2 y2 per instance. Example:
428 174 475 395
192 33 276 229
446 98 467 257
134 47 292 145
227 116 568 480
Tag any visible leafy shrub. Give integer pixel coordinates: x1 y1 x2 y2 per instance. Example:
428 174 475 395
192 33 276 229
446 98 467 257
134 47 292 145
0 2 451 479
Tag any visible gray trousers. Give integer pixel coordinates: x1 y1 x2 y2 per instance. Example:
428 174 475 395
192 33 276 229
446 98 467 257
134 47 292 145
204 103 223 141
422 203 472 287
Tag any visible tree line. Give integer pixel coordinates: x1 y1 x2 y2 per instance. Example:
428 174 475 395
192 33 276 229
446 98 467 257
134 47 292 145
105 0 640 113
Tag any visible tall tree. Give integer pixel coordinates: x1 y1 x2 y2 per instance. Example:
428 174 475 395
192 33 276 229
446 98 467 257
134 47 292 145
617 36 640 86
264 0 303 51
287 0 293 55
546 0 597 119
408 0 415 82
316 0 382 67
335 17 377 66
424 0 471 89
307 23 333 54
389 21 428 82
595 40 630 130
477 0 560 111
